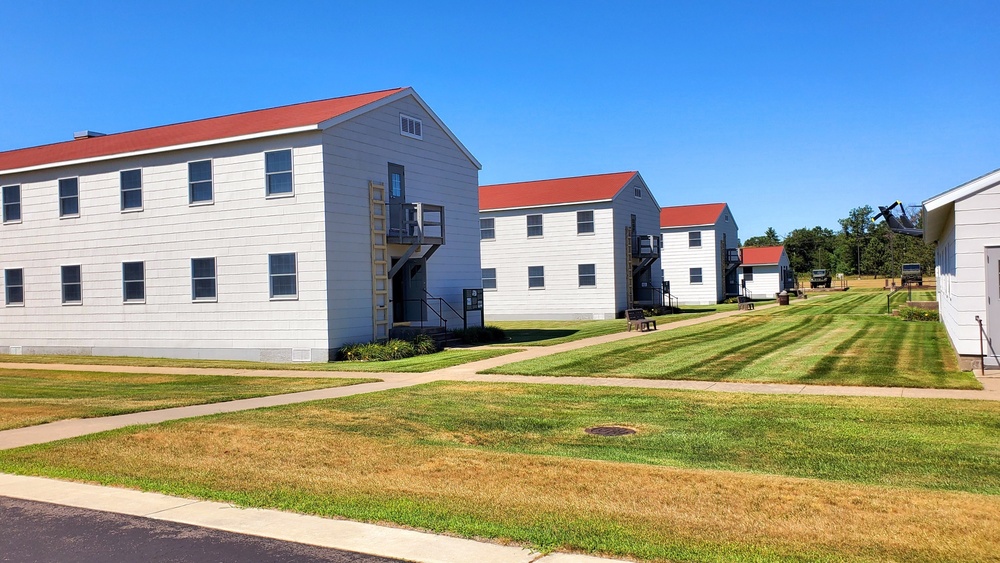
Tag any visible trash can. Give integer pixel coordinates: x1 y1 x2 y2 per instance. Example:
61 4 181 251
778 291 790 306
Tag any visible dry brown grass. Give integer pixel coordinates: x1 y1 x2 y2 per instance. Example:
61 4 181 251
12 417 999 562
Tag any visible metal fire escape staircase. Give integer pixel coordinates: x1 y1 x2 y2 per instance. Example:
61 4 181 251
625 226 662 308
721 233 742 297
385 202 445 278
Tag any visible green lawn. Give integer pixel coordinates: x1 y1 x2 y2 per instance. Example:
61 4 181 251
0 368 374 430
2 382 997 562
0 348 516 373
492 303 745 346
486 291 977 389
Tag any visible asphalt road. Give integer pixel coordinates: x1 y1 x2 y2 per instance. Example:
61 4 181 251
0 496 405 563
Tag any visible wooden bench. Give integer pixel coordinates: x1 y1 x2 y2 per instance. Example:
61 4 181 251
737 296 755 311
626 309 657 332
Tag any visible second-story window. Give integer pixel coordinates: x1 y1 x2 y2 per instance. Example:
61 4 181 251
689 231 702 248
59 178 79 217
265 150 293 196
480 218 495 240
577 210 594 234
189 160 213 204
120 169 142 210
2 185 21 223
527 214 543 237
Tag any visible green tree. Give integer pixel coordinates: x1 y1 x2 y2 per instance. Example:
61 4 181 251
743 227 781 247
783 226 836 274
836 205 874 277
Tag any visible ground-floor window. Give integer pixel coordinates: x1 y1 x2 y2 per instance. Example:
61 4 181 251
482 268 497 289
269 253 297 298
579 264 596 286
690 267 703 284
528 266 545 288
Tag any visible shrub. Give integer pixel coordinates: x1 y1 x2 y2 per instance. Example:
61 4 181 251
898 306 940 322
336 338 417 361
451 325 507 344
412 333 439 355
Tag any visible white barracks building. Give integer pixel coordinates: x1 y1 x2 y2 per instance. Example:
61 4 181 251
479 172 662 320
0 88 482 362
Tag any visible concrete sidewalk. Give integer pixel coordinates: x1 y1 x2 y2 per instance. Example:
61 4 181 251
0 474 623 563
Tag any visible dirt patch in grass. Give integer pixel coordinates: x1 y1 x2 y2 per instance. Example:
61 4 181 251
2 382 998 561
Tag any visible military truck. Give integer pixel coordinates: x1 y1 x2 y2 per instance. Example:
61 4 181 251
901 263 922 285
810 269 832 288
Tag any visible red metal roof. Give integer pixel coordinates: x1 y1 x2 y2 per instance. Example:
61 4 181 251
0 88 407 172
741 245 786 266
479 171 639 211
659 203 727 228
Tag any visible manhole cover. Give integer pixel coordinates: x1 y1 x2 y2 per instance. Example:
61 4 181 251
585 426 636 437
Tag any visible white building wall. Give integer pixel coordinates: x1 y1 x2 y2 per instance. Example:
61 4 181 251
321 95 482 344
661 226 719 305
482 204 618 320
0 132 331 361
940 183 1000 362
739 252 790 299
610 179 663 311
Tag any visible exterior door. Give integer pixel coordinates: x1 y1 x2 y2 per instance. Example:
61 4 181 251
388 163 405 234
392 258 426 323
987 247 1000 367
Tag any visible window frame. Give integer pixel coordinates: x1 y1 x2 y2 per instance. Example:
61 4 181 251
481 267 497 290
191 257 218 302
577 210 595 235
269 253 298 299
528 265 545 289
58 177 80 218
2 184 21 223
689 231 702 248
743 266 754 282
264 149 294 198
399 114 423 140
634 186 643 199
122 261 145 303
526 214 543 238
120 169 143 212
480 218 495 240
61 265 82 305
188 159 214 205
578 264 596 287
4 268 24 306
690 267 703 284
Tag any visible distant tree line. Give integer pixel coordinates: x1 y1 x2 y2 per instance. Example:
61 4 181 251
742 205 935 279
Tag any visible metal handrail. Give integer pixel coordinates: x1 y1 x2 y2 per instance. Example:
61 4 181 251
397 298 447 330
424 291 464 321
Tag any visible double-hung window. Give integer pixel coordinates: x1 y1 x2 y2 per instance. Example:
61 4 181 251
690 267 703 284
191 258 217 300
4 268 23 305
528 266 545 288
579 264 596 286
480 218 495 240
265 150 293 196
743 266 754 282
61 265 82 304
269 253 297 298
577 210 594 234
482 268 497 290
527 214 543 237
123 262 145 302
2 185 21 223
689 231 702 248
120 169 142 210
59 178 79 217
189 160 213 204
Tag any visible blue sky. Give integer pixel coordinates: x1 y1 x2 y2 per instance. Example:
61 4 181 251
1 1 997 238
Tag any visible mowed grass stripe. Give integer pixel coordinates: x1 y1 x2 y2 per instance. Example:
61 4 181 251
0 368 375 430
485 292 978 388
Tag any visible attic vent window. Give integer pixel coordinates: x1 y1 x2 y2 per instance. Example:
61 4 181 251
400 114 422 140
634 187 642 198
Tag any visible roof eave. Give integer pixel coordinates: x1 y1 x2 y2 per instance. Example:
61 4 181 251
480 198 615 213
0 125 320 176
